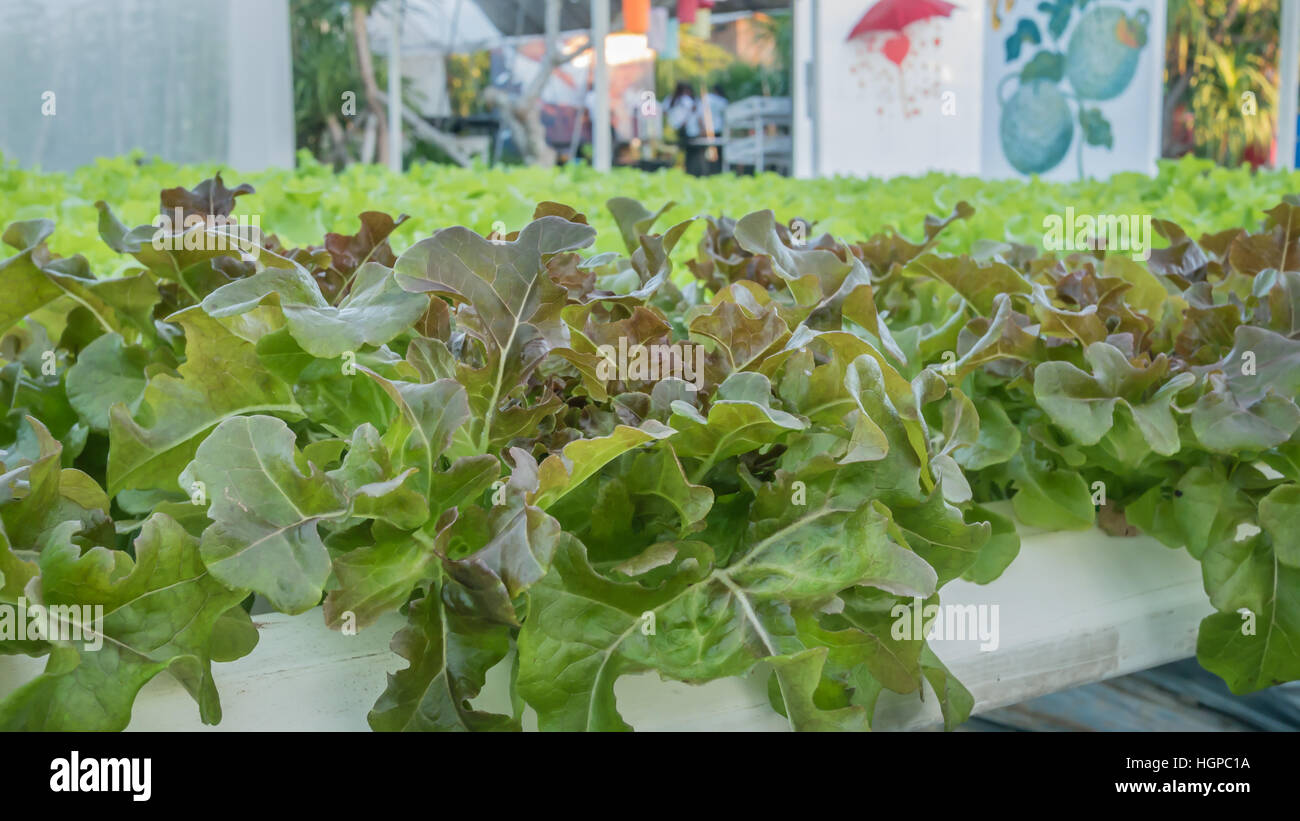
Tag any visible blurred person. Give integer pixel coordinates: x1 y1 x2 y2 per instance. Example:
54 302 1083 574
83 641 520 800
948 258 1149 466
704 85 728 136
663 82 699 138
664 82 720 175
696 84 727 175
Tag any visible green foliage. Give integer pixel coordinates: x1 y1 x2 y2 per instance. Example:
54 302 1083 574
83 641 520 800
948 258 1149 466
289 0 394 167
446 52 493 118
5 153 1300 279
1 160 1299 732
1164 0 1279 166
656 15 792 103
290 0 365 163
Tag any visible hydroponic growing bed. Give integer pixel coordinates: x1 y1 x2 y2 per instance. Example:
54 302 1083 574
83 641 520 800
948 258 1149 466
0 162 1296 731
0 512 1212 730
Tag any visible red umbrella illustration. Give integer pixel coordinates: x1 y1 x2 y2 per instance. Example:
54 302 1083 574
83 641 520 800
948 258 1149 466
848 0 960 117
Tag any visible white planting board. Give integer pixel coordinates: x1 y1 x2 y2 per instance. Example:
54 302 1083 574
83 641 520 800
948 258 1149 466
0 515 1212 731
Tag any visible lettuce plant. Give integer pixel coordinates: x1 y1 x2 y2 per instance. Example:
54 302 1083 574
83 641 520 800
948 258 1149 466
7 153 1300 275
0 170 1296 732
877 202 1300 692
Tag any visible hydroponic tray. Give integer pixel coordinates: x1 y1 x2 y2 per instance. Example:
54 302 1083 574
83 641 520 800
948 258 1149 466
0 517 1211 731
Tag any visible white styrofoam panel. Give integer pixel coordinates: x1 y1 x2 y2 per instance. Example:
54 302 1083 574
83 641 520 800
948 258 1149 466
0 517 1213 732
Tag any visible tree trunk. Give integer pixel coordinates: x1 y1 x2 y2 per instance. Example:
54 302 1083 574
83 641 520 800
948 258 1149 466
485 0 588 167
325 114 351 168
374 90 475 167
351 4 389 166
1162 72 1192 157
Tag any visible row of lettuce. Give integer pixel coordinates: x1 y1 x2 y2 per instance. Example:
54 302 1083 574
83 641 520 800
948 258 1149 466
0 169 1296 731
5 152 1300 273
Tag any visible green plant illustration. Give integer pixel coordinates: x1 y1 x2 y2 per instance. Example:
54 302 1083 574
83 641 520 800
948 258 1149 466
998 1 1150 176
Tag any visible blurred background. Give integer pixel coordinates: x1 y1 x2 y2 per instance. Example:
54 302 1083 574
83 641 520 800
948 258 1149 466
0 0 1293 176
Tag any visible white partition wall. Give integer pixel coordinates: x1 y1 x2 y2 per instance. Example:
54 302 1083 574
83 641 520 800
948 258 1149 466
0 0 294 172
979 0 1166 180
793 0 1166 180
227 0 296 172
796 0 984 178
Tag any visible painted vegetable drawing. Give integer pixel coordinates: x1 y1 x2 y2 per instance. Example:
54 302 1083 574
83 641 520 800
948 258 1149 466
997 2 1150 177
1000 78 1073 174
1065 7 1148 100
